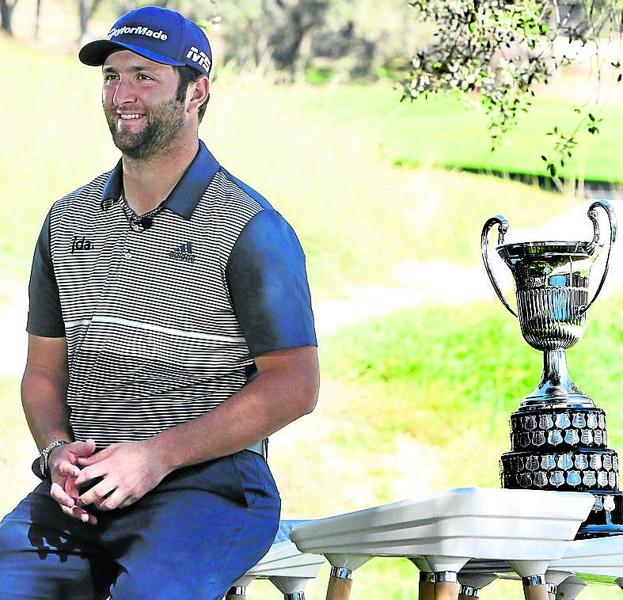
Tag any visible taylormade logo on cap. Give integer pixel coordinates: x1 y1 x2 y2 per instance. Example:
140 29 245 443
108 25 168 41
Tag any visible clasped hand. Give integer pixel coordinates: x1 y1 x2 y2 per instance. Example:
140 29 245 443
49 439 168 525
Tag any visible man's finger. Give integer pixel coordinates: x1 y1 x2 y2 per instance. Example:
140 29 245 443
69 439 97 457
57 462 80 478
116 495 138 510
76 455 97 467
64 476 81 500
50 482 76 509
74 464 105 488
76 444 111 467
79 478 117 508
60 504 98 525
98 487 127 511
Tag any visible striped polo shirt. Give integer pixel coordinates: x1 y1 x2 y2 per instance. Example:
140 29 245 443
27 141 316 449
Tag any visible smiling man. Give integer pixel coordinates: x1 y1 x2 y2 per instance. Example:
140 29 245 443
0 6 319 599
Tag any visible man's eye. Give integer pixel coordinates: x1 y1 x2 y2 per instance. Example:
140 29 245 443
137 73 153 80
103 73 118 82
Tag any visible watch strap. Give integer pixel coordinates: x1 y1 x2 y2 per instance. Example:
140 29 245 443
39 440 70 478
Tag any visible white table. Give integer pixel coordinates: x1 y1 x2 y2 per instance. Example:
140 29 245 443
290 488 593 600
543 536 623 598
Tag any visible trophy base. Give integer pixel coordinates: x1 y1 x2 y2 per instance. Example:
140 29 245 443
578 523 623 538
501 404 623 539
501 448 619 491
518 396 595 411
508 406 609 452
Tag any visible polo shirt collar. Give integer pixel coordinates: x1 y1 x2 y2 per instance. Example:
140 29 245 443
101 140 220 220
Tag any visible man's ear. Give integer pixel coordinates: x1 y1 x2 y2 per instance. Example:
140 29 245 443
188 76 210 113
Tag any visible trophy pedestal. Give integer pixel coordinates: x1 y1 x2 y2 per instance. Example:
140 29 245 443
500 406 623 538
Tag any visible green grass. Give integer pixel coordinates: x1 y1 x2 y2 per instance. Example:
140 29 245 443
288 83 623 184
319 295 623 488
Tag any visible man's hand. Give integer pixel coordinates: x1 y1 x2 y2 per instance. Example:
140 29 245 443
75 440 169 511
48 439 97 524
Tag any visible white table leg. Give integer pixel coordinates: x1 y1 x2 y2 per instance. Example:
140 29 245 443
546 570 574 600
555 576 585 599
458 572 496 598
271 575 312 598
325 567 353 600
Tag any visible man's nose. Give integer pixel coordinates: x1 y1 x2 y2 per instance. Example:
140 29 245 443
112 78 137 105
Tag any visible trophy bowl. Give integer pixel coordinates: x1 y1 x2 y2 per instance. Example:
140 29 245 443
481 201 616 409
498 241 593 352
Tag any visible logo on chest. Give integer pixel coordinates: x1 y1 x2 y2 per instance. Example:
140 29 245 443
71 236 95 254
168 241 195 263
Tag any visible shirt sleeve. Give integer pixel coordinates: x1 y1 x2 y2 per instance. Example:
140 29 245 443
226 209 317 357
26 211 65 337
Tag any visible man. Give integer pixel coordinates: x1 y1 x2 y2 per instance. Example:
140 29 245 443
0 6 319 599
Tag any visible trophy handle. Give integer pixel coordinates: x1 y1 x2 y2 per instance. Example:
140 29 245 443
481 215 518 318
582 199 618 315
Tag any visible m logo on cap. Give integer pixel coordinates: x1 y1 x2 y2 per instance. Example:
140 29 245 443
186 46 211 73
108 25 168 41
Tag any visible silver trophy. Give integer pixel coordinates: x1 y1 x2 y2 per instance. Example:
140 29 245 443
481 200 617 409
482 200 621 537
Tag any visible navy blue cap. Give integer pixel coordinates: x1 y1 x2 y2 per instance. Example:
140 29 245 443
79 6 212 76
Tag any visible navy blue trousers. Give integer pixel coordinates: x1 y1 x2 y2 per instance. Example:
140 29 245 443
0 451 280 600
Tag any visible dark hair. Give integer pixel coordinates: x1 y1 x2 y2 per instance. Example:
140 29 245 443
175 65 209 122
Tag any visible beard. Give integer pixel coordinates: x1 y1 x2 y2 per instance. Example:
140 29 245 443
104 97 185 160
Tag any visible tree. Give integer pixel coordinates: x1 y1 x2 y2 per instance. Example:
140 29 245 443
0 0 19 36
401 1 622 181
214 0 422 79
214 0 330 77
77 0 104 45
34 0 42 40
318 0 423 78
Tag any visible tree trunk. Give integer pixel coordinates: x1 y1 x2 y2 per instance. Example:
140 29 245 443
34 0 42 39
77 0 103 45
293 27 313 82
0 0 17 36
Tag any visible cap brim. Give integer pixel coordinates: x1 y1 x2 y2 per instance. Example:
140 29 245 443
78 39 185 68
